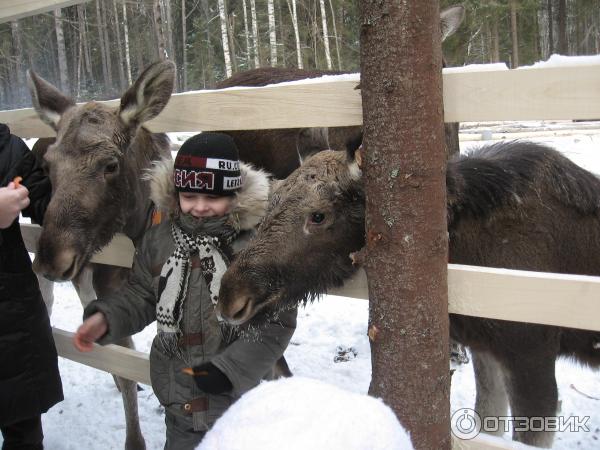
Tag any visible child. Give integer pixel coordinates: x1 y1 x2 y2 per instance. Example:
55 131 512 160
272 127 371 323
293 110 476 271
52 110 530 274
0 123 63 449
74 132 297 449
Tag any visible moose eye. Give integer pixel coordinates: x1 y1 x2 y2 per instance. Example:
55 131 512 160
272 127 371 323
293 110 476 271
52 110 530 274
310 212 325 224
105 162 119 175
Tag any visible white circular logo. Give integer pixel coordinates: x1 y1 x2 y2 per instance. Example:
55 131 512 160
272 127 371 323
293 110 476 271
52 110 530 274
451 408 481 440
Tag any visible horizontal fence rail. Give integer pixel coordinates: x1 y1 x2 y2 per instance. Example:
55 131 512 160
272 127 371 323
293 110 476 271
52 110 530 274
2 64 600 138
0 0 91 23
21 224 600 333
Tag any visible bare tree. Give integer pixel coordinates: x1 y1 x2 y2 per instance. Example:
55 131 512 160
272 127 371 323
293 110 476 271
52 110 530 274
558 0 568 54
218 0 233 77
181 0 188 89
268 0 278 66
153 0 167 60
122 2 132 85
286 0 303 68
77 4 93 83
319 0 332 69
242 0 252 67
509 0 519 68
112 1 126 90
359 0 450 448
328 0 342 69
10 21 24 87
250 0 260 67
54 9 70 93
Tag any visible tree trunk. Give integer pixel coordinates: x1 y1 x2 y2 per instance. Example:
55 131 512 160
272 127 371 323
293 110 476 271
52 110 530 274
228 12 238 72
548 0 554 54
509 0 519 68
558 0 567 54
122 2 133 85
287 0 303 68
77 5 93 82
201 0 215 86
250 0 260 67
277 0 286 66
241 0 252 68
182 0 188 90
164 0 176 63
218 0 233 77
112 1 126 91
359 0 450 448
101 0 114 92
328 0 342 70
154 0 167 60
10 20 24 102
319 0 332 69
268 0 278 66
491 16 500 62
54 9 70 94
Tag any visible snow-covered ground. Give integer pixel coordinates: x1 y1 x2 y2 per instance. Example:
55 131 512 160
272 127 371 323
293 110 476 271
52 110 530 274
3 122 600 449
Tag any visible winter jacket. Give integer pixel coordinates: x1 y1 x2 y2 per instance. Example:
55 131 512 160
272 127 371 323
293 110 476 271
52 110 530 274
0 124 63 426
83 159 297 431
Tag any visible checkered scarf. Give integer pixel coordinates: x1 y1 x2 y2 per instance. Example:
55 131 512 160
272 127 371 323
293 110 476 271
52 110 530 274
156 221 233 357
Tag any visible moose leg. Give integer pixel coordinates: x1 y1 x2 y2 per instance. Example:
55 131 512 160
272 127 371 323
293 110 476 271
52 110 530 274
37 274 55 316
273 355 293 378
472 350 508 436
90 265 146 450
115 337 146 450
501 352 558 448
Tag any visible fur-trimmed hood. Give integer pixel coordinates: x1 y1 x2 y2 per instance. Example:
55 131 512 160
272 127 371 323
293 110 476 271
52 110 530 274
146 157 271 231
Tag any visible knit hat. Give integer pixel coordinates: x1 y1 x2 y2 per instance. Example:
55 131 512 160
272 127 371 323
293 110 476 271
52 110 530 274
174 133 242 196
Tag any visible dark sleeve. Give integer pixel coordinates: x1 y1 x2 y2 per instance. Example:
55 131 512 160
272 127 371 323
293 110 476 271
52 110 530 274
17 147 51 225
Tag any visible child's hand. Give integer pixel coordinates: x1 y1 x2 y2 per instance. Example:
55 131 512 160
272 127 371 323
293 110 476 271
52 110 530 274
74 312 108 352
0 182 30 229
183 362 232 394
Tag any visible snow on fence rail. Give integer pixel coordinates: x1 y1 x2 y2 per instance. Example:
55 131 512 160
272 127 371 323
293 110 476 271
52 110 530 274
1 64 600 138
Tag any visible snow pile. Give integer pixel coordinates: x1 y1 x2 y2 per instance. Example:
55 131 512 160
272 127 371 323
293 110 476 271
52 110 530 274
197 376 414 450
520 54 600 69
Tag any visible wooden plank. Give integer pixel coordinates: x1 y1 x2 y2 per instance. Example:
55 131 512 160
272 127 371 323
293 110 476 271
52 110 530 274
0 0 90 23
444 65 600 123
53 328 151 386
21 223 134 268
22 224 600 331
3 64 600 138
329 265 600 332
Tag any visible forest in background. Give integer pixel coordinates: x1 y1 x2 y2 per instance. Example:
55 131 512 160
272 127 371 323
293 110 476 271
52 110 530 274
0 0 599 110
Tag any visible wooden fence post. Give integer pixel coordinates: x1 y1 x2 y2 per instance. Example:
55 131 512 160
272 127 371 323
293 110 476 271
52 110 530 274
359 1 450 449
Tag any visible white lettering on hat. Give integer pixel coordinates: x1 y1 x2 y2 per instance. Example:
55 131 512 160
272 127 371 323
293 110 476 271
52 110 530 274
174 169 215 190
204 158 240 171
223 176 242 190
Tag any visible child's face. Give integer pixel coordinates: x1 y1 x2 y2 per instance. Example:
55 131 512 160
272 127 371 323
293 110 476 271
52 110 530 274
179 192 234 218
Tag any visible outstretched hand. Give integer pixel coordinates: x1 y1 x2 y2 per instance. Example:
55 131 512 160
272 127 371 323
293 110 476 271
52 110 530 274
74 312 108 352
0 182 30 229
183 362 232 394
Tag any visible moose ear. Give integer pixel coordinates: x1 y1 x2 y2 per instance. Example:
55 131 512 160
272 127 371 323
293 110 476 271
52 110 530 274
440 5 465 42
345 132 363 177
27 70 75 130
119 60 175 126
297 127 330 165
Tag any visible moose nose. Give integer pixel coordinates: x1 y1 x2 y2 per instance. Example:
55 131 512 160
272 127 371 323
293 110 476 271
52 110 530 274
219 294 255 326
33 248 80 281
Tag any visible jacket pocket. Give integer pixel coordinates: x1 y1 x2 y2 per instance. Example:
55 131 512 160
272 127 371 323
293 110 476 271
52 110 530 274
149 342 176 407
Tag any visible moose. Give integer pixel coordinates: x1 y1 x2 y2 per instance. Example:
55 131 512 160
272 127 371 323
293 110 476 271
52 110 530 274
217 139 600 448
27 61 176 450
